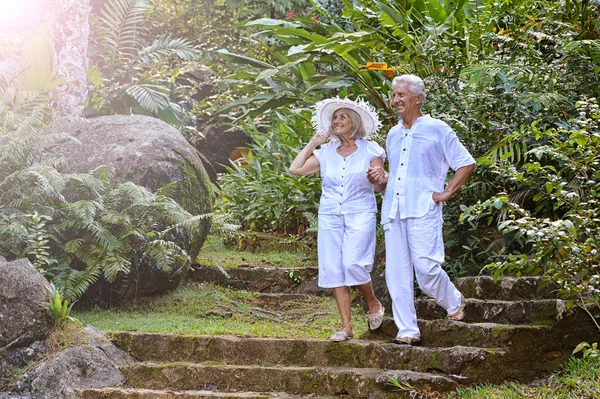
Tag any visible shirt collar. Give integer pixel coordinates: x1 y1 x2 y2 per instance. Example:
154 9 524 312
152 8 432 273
399 114 431 130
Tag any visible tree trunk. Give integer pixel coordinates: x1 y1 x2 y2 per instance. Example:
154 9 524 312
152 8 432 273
53 0 91 117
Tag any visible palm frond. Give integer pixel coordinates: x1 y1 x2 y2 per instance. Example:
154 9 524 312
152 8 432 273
137 35 201 64
96 0 151 66
481 140 528 166
125 82 171 113
460 63 532 84
520 92 569 112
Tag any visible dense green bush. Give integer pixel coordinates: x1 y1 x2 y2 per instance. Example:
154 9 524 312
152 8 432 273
460 98 600 307
219 111 322 234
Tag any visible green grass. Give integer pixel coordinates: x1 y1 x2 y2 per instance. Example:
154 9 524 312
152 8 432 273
197 236 316 269
444 356 600 398
74 282 368 339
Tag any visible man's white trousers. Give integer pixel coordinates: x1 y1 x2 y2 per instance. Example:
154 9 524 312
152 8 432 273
384 206 462 339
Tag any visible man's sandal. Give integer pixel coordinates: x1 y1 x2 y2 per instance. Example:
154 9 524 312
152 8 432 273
330 330 353 342
368 306 385 330
447 294 466 322
392 336 421 346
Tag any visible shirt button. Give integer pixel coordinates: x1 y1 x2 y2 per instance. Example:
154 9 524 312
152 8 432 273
398 177 400 180
403 148 406 151
401 163 404 166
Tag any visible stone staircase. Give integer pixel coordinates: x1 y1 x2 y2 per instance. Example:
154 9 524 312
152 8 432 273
75 270 599 399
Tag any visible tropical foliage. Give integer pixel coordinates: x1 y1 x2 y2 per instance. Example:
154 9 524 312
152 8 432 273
0 104 207 303
461 98 600 314
209 0 600 305
219 112 322 234
0 32 63 115
86 0 202 123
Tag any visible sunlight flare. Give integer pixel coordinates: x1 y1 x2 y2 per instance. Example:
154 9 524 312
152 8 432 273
0 0 27 24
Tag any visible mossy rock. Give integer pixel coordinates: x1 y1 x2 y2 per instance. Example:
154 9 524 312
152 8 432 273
48 115 213 306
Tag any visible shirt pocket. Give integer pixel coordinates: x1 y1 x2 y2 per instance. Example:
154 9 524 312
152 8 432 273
413 138 439 178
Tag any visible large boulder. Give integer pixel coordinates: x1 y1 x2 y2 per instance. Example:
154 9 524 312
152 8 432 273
0 257 54 381
47 115 213 304
175 62 216 103
7 326 132 399
195 122 251 174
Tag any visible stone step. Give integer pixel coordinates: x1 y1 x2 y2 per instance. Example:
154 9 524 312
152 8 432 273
454 276 559 300
77 387 337 399
190 266 560 302
120 363 459 399
111 332 508 383
365 318 556 350
415 298 567 324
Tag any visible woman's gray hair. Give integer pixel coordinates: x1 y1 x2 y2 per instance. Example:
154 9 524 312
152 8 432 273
392 74 426 108
329 107 367 140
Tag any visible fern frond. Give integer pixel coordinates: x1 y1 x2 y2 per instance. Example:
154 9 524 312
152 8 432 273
174 213 211 234
53 264 101 302
68 200 103 222
100 210 131 226
88 224 121 252
101 252 132 282
154 181 177 198
107 181 154 208
303 212 318 233
64 238 86 253
209 212 240 237
144 239 190 272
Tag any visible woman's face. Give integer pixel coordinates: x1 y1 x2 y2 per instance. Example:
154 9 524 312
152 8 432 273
332 109 353 137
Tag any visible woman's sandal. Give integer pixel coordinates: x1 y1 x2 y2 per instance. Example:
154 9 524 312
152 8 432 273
330 330 353 342
368 306 385 330
447 294 466 321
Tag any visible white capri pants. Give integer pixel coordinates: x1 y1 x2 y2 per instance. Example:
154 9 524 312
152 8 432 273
317 212 377 288
384 205 462 339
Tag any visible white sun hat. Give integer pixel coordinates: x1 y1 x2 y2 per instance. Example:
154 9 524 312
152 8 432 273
312 96 382 139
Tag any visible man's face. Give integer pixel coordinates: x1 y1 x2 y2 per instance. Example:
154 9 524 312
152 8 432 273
391 81 421 118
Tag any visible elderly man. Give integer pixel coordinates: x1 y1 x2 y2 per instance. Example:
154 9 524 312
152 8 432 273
367 74 476 345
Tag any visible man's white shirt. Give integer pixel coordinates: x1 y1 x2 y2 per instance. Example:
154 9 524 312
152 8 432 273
381 115 475 224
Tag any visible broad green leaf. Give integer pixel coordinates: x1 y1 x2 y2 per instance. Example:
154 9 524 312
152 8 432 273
217 49 275 69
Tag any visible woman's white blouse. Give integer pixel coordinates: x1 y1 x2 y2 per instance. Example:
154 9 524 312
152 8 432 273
313 139 385 215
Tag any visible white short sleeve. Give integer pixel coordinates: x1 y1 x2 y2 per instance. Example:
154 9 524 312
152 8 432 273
313 148 322 162
365 140 386 161
313 142 332 162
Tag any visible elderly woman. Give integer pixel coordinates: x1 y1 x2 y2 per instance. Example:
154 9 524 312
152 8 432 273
289 97 386 342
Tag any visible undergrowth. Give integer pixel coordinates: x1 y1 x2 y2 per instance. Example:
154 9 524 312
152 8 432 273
74 282 367 339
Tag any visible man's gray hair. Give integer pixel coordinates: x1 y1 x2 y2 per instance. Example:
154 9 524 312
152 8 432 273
392 74 426 108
